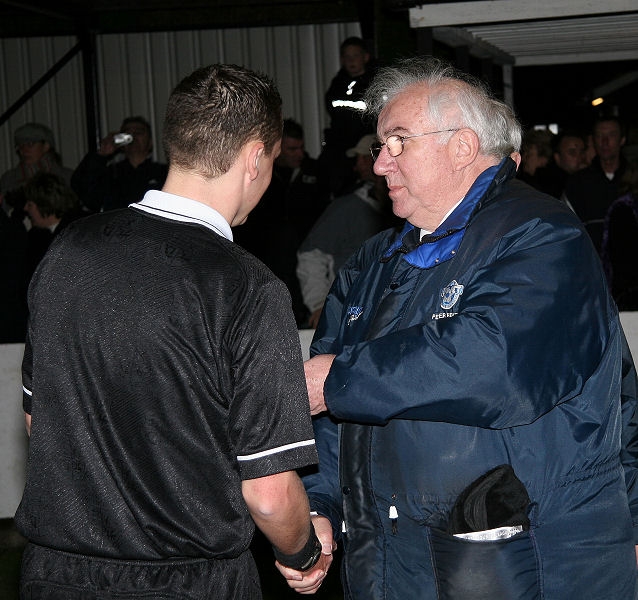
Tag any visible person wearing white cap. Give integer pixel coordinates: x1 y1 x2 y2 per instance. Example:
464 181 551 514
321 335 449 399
297 133 395 327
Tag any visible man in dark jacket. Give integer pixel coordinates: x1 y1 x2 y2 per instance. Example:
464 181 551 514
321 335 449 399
234 119 328 326
288 57 638 599
22 172 84 279
71 115 167 212
564 117 627 254
536 130 586 198
319 37 375 195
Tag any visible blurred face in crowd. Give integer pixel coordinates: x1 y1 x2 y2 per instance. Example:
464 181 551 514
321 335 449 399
521 144 549 176
341 45 369 78
593 120 625 164
276 136 304 169
555 136 585 174
354 153 376 182
122 121 153 157
17 141 50 165
521 144 549 175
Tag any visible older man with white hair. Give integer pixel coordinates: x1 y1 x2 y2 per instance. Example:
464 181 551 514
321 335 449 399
284 57 638 599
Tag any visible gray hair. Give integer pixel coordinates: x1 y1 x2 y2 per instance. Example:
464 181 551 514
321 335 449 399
364 57 521 158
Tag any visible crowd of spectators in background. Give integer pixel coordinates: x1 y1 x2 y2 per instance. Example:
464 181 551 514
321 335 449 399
1 38 638 343
517 116 637 308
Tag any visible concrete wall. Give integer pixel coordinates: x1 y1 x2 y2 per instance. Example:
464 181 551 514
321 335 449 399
3 315 638 518
0 343 29 519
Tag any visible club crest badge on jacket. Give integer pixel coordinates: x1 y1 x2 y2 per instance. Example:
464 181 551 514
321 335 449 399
440 280 464 310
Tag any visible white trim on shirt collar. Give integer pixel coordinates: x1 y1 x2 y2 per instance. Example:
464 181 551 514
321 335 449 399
129 190 233 241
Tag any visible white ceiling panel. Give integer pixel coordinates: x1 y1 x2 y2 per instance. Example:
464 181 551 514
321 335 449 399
410 2 638 66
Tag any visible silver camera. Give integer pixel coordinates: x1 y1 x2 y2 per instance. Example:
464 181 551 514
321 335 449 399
113 133 133 146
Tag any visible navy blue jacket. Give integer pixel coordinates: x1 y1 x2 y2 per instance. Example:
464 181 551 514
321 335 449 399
305 158 638 599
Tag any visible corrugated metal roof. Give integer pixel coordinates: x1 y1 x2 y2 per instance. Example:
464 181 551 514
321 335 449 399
465 13 638 65
409 1 638 66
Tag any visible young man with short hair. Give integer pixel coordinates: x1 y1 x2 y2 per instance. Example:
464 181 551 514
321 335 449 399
18 64 331 599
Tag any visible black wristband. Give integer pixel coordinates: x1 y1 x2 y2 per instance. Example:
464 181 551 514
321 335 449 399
273 526 322 571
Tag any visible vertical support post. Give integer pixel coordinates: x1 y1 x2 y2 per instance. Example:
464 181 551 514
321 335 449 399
79 27 101 152
373 0 416 65
480 57 494 89
417 27 434 56
356 0 375 48
502 64 514 109
455 45 470 73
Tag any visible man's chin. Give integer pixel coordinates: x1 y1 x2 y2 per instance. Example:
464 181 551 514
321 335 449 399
391 202 409 220
389 190 407 216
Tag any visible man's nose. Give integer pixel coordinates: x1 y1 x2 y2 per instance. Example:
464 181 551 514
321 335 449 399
373 146 394 175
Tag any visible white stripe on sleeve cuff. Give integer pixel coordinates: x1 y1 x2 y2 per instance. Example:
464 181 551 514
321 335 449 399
237 439 315 461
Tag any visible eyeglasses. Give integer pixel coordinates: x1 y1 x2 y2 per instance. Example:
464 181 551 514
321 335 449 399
370 129 460 161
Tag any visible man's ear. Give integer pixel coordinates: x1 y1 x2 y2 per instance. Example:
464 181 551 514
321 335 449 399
247 142 265 181
451 128 479 170
510 151 522 169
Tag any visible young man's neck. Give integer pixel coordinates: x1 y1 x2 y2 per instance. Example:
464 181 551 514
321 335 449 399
162 166 242 227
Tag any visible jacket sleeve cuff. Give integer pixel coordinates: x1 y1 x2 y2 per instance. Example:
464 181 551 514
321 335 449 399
309 493 343 542
324 354 388 426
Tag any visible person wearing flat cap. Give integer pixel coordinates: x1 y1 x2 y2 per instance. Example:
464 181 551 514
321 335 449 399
0 123 72 219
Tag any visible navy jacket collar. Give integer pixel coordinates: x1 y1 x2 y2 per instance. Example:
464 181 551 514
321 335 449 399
382 157 516 268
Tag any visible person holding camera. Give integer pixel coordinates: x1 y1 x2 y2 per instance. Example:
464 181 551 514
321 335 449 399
71 115 167 212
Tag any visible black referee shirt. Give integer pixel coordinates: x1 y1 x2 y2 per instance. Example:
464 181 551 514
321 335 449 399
17 190 318 560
